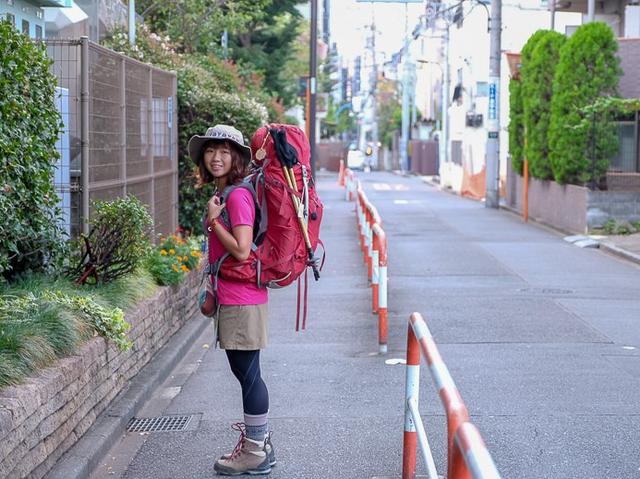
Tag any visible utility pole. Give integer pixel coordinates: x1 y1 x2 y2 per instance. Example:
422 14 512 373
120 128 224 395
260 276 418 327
371 5 380 170
310 0 318 176
400 5 412 172
128 0 136 44
485 0 501 208
440 24 449 181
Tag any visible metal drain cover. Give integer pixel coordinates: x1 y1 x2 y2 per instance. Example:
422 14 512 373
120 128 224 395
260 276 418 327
127 415 193 433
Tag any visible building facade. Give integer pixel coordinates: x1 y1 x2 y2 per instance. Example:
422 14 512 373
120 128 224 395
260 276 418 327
0 0 70 39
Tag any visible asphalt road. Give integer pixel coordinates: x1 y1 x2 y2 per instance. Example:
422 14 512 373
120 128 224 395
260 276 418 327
91 171 640 479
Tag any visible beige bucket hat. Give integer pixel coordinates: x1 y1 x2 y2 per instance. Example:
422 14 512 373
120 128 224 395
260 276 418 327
188 124 252 166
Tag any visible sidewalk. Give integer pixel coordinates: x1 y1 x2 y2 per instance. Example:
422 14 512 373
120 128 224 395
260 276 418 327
61 171 640 478
87 172 418 479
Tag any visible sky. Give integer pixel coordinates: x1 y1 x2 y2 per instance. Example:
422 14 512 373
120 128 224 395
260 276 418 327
329 0 426 66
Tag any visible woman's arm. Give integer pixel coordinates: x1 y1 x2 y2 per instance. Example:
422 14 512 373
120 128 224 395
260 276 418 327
209 221 253 261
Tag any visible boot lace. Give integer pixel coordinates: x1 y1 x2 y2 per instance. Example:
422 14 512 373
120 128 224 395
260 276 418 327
228 422 247 460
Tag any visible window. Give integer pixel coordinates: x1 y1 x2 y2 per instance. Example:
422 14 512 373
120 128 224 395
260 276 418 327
6 0 14 6
610 121 638 172
5 13 14 25
22 19 29 35
35 24 42 40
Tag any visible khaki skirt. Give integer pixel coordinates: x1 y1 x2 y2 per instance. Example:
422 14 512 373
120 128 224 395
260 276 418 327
216 304 268 350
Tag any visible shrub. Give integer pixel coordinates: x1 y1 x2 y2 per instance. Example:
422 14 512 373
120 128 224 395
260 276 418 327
521 30 566 180
0 293 90 386
548 22 622 185
0 20 66 281
67 196 153 284
146 234 203 285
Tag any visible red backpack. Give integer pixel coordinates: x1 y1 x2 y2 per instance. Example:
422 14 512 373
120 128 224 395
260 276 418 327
211 124 324 328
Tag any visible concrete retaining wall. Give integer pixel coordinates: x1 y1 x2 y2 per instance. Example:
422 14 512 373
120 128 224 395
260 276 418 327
506 160 640 232
0 271 200 479
506 159 588 233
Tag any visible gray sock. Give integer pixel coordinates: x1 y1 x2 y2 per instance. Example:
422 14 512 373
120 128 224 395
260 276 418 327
244 413 268 442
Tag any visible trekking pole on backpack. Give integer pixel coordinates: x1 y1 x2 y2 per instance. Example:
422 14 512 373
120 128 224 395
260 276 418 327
270 128 321 281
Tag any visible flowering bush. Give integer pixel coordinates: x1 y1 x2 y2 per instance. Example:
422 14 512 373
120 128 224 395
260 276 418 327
146 234 203 286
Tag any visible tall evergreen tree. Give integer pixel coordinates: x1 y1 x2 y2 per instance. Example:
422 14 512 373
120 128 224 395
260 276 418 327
508 30 546 176
548 22 621 185
521 30 566 180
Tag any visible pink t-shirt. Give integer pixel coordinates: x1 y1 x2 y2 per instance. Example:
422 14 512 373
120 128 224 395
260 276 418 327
208 188 268 305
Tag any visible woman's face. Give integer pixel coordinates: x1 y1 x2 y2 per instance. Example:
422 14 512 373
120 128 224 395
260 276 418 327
203 142 232 178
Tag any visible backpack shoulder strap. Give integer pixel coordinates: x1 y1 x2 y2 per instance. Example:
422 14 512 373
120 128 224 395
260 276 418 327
218 178 263 241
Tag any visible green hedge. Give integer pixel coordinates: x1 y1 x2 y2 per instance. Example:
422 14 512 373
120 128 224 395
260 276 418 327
521 30 566 180
548 22 621 185
0 21 66 281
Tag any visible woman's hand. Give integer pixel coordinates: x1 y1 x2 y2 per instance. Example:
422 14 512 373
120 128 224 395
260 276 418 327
207 196 226 223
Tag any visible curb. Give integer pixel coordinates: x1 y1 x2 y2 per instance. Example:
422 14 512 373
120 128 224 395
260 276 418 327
48 315 211 479
598 241 640 267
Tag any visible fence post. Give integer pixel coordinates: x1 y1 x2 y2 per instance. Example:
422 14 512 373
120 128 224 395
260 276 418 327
402 323 420 479
80 36 90 235
120 56 127 197
147 66 156 235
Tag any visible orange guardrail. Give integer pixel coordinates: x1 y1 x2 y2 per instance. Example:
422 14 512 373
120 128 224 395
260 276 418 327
343 170 388 354
403 312 501 479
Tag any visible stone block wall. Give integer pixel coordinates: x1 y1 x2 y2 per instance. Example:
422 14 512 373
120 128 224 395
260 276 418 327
0 270 200 479
587 190 640 228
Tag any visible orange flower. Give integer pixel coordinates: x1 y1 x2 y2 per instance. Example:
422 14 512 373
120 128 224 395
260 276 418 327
181 265 190 273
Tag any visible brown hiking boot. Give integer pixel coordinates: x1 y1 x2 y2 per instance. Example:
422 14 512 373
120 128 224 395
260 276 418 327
214 423 271 476
220 426 276 467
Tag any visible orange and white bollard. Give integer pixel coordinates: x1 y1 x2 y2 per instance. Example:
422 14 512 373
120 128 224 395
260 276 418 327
373 224 388 354
402 322 420 479
371 230 380 314
338 159 346 186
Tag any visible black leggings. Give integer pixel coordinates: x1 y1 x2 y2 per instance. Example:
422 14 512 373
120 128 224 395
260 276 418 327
225 350 269 415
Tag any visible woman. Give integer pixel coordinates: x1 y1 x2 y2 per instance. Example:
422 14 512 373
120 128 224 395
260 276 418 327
188 125 274 476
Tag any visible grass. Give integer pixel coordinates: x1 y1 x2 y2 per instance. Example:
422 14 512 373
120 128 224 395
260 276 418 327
0 268 159 388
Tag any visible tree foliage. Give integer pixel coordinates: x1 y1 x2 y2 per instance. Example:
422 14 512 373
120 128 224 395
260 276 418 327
137 0 307 108
377 78 402 150
548 22 621 185
0 21 66 282
508 29 547 176
521 30 566 180
508 79 524 175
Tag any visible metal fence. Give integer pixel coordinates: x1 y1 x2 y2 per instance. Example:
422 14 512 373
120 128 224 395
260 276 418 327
45 37 178 239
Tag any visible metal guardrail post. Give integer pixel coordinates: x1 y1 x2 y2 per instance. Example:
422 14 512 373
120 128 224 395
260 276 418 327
453 423 501 479
402 322 420 479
